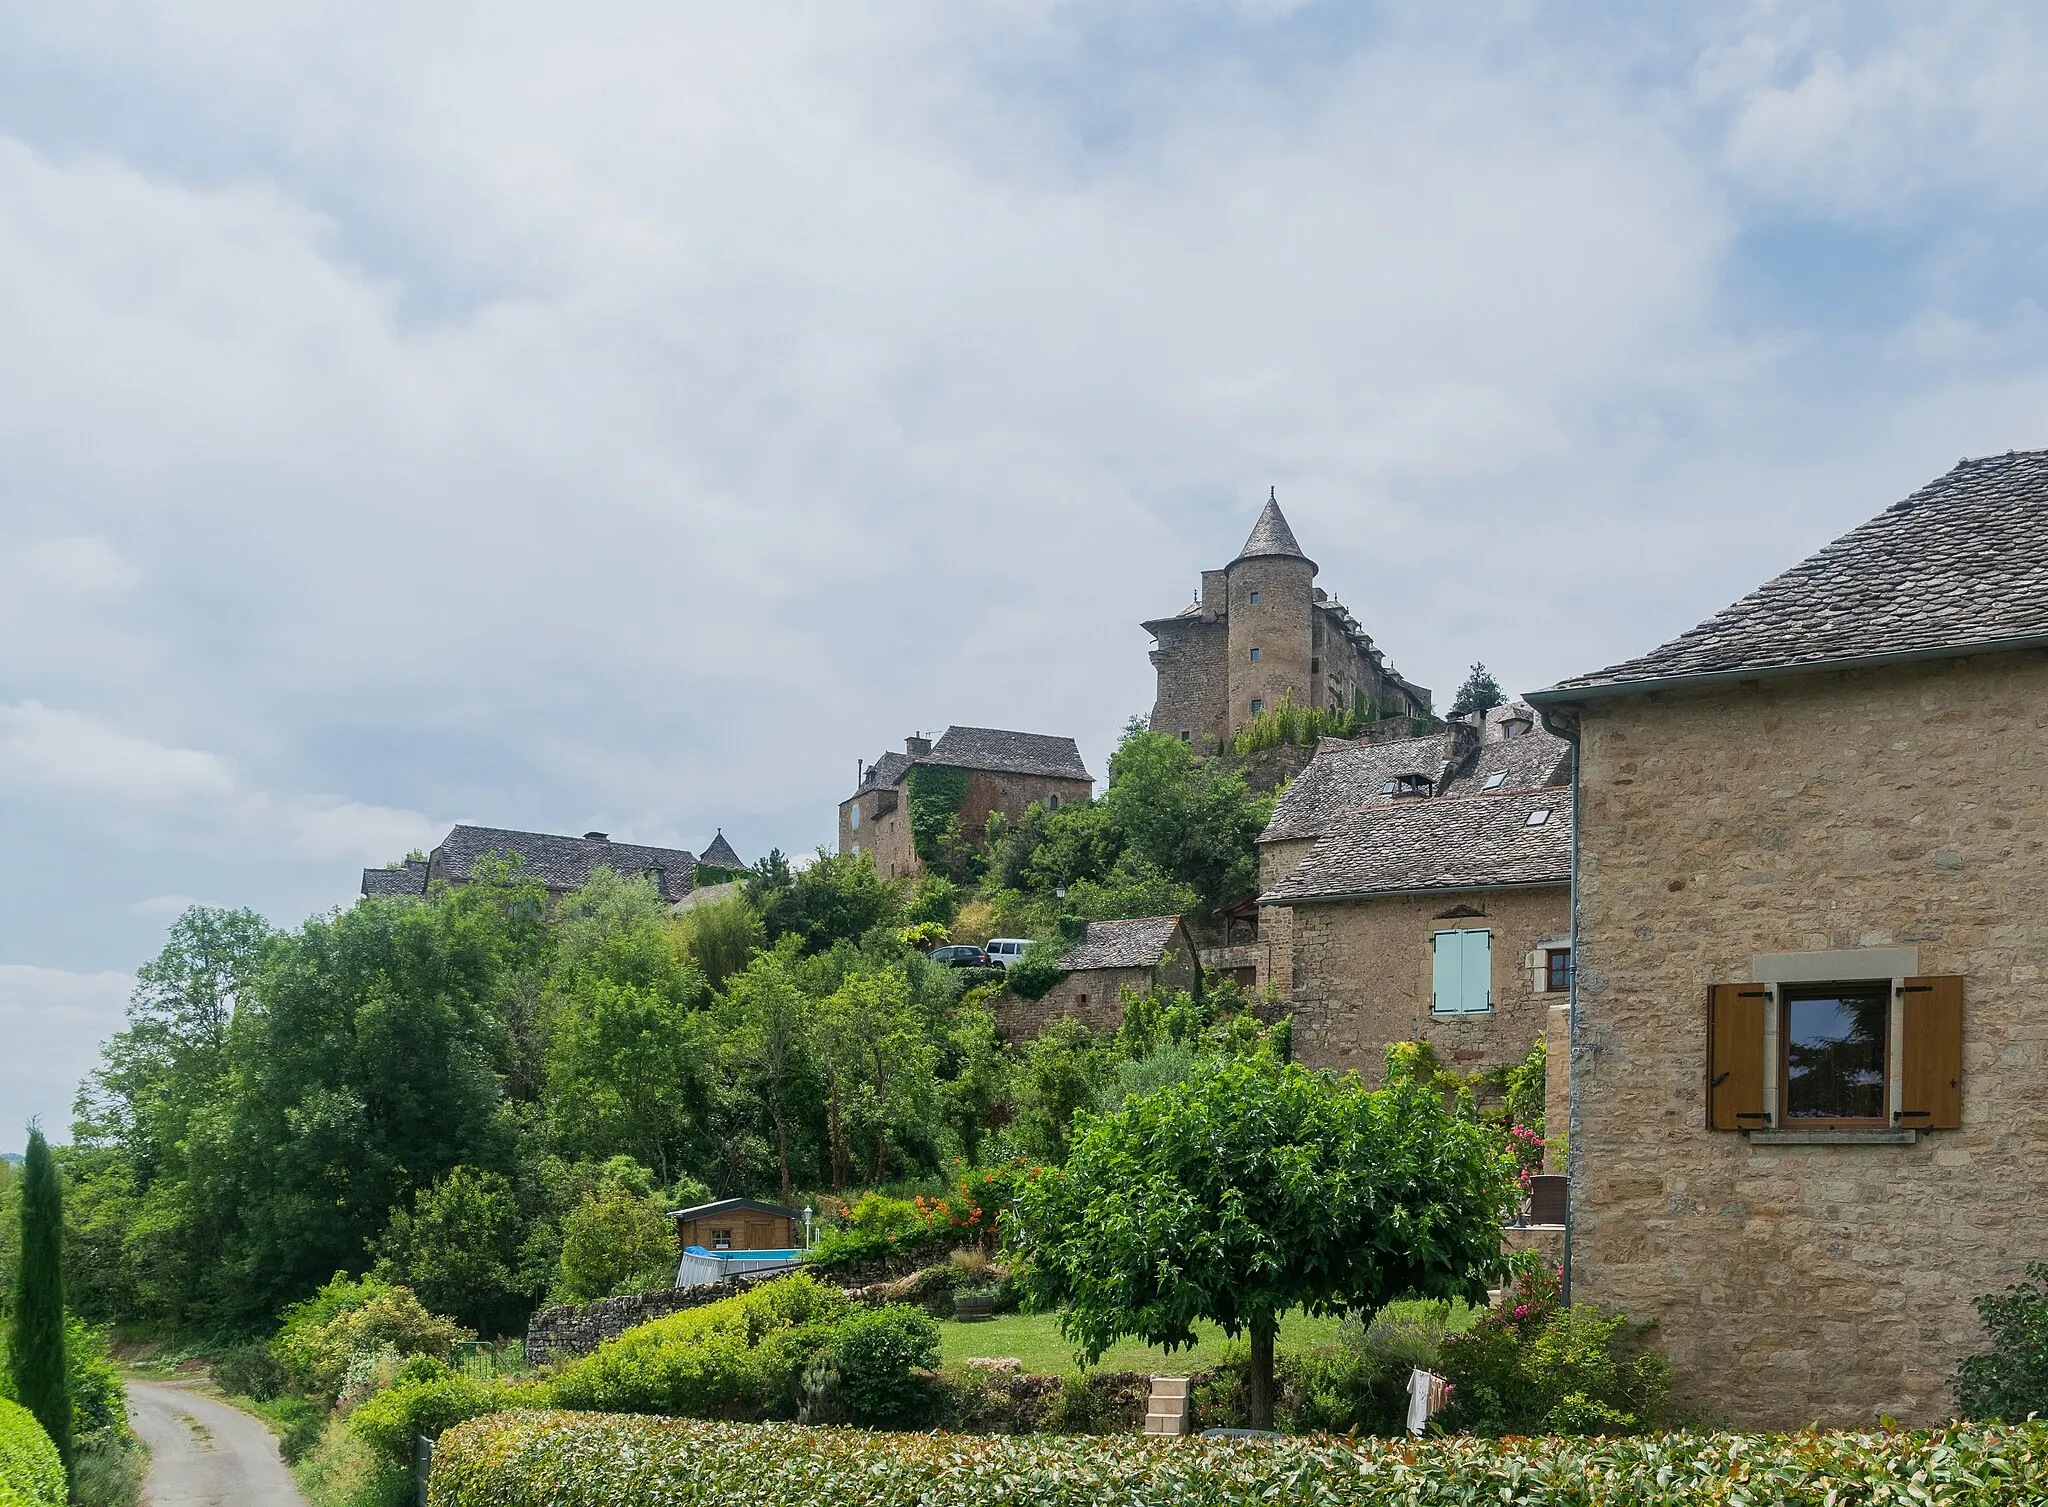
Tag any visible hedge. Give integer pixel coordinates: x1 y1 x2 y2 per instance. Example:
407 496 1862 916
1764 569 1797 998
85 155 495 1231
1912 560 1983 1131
0 1400 64 1507
428 1409 2048 1507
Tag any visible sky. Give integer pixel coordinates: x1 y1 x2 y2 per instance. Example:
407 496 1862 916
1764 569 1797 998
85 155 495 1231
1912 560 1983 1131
4 0 2047 1149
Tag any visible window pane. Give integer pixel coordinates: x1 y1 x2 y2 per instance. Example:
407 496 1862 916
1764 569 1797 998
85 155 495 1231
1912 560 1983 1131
1785 991 1887 1120
1548 949 1570 992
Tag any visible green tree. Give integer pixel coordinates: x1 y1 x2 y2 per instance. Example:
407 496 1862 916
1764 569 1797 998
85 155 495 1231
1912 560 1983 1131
1450 662 1506 717
374 1166 526 1335
719 945 815 1207
1016 1055 1517 1429
1011 1019 1105 1165
547 980 714 1189
9 1129 70 1470
554 1184 678 1302
753 851 900 955
813 972 938 1189
1098 726 1269 918
676 892 765 993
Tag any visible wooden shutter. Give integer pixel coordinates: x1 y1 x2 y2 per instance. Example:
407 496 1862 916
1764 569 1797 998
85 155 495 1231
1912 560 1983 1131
1707 983 1768 1131
1462 931 1493 1012
1431 931 1459 1013
1901 975 1964 1130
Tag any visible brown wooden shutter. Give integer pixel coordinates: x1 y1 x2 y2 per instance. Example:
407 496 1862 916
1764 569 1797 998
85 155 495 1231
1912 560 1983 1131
1707 983 1768 1130
1901 975 1964 1130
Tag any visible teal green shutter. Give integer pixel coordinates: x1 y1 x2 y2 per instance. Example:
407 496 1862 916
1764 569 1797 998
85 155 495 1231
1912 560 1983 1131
1431 931 1459 1013
1460 930 1492 1012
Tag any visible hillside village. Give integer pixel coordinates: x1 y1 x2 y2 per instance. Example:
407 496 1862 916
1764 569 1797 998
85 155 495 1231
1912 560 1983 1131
11 452 2048 1507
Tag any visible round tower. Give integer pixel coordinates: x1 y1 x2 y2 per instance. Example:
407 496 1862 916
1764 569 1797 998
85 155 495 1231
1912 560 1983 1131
1225 491 1318 737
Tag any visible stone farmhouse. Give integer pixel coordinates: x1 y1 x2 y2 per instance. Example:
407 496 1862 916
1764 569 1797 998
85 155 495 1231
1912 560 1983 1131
1528 449 2048 1429
999 916 1200 1040
360 824 698 904
1145 492 1432 751
838 726 1094 881
1255 704 1574 1093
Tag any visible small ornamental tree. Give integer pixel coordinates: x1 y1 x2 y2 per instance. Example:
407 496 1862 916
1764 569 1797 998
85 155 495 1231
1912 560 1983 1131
9 1128 70 1471
1015 1055 1517 1429
1449 663 1506 717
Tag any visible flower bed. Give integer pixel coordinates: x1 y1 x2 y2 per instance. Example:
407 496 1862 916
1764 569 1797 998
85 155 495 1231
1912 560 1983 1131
429 1408 2048 1507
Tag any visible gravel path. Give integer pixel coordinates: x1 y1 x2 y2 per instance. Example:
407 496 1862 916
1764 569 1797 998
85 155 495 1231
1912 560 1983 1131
126 1381 308 1507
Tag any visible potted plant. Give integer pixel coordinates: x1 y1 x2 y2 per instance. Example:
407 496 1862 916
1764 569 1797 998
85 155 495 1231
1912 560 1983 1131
953 1286 999 1321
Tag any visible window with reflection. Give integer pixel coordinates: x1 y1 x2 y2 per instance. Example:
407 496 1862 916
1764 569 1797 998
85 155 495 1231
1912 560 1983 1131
1783 986 1888 1123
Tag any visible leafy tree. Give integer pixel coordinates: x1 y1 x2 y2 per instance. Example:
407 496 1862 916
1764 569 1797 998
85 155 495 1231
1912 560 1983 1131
9 1129 69 1470
1450 662 1506 717
903 876 960 929
1017 1055 1517 1429
554 1184 678 1302
1011 1020 1106 1165
753 851 900 955
375 1167 527 1335
676 892 765 993
1956 1263 2048 1420
719 945 816 1207
1100 726 1270 917
547 981 714 1189
813 972 939 1189
938 1003 1015 1167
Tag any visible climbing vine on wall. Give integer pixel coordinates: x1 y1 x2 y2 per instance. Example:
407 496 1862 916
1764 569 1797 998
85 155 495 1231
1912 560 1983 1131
905 764 969 866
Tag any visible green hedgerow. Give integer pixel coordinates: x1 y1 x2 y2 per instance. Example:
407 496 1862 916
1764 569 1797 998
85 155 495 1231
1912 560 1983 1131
427 1410 2048 1507
0 1399 65 1507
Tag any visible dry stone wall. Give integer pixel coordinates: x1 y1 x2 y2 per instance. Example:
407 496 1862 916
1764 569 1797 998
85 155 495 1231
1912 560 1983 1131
526 1274 788 1366
1568 649 2048 1429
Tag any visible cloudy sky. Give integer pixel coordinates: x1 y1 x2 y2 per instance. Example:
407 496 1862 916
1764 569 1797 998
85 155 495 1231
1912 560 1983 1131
4 1 2046 1146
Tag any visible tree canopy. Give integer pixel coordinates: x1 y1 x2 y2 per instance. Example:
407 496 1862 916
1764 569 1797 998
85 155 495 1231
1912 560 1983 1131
1015 1054 1518 1427
1450 662 1506 717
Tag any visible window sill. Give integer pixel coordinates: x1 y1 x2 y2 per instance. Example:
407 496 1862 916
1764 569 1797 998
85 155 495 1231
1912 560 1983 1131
1429 1011 1492 1019
1746 1128 1918 1146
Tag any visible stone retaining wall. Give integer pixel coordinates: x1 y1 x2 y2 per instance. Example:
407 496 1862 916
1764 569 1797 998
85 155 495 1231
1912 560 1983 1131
525 1272 789 1366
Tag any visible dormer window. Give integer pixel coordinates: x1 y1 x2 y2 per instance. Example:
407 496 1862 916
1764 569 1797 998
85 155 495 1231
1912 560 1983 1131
1381 773 1433 799
1501 716 1533 739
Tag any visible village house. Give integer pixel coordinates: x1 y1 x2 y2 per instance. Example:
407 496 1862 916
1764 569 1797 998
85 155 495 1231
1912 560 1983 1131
838 726 1094 881
360 824 698 904
1145 492 1432 751
1258 704 1573 1099
1527 449 2048 1429
998 915 1200 1040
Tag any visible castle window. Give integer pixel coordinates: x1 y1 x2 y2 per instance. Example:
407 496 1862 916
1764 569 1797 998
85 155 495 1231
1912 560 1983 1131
1249 591 1260 605
1048 795 1060 810
1180 731 1190 742
1249 648 1261 662
850 803 860 829
1310 657 1319 673
1250 699 1263 715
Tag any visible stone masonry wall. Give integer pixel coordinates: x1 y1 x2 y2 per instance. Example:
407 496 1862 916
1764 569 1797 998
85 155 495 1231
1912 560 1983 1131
1286 885 1570 1081
998 965 1153 1039
1255 837 1318 1000
1149 615 1229 753
958 770 1093 846
526 1274 792 1366
839 789 916 880
1569 650 2048 1429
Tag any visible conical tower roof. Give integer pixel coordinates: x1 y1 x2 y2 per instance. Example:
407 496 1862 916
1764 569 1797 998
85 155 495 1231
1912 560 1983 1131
1234 489 1314 568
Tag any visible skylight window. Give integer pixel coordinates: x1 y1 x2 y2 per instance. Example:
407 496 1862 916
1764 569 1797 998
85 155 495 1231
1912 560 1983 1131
1483 772 1508 791
1526 808 1552 827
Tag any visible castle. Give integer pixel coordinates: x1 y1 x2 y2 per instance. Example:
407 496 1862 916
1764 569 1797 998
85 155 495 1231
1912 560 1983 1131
1144 492 1433 749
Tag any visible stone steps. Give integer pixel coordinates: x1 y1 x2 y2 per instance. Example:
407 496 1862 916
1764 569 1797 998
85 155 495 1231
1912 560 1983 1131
1143 1374 1191 1436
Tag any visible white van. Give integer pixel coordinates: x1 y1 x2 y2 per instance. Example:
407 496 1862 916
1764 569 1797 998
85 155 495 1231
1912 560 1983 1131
984 938 1034 969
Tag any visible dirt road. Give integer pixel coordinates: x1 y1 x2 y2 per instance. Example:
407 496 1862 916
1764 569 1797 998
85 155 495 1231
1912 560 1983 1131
126 1381 308 1507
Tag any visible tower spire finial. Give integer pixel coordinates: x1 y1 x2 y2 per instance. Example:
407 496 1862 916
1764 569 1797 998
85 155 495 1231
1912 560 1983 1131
1269 485 1276 502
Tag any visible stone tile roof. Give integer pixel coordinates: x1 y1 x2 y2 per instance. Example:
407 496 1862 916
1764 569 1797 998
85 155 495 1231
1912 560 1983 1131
360 858 428 898
1262 788 1572 903
1438 727 1572 798
700 831 746 869
1260 735 1452 842
1058 916 1187 971
434 825 697 903
851 750 913 799
1539 450 2048 696
924 726 1093 783
1236 492 1312 565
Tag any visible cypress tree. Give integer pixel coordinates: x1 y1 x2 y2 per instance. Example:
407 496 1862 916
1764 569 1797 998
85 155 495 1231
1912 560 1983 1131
9 1127 69 1472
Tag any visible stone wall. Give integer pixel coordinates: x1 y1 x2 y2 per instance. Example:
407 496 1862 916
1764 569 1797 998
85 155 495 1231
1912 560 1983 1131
1148 613 1229 752
1255 837 1318 999
1567 649 2048 1429
998 965 1153 1039
839 788 916 880
1228 554 1318 733
526 1273 790 1366
958 770 1093 845
1285 884 1569 1080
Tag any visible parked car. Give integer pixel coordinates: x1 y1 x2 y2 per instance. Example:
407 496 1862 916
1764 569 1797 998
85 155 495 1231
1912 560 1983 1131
984 938 1034 970
930 945 992 969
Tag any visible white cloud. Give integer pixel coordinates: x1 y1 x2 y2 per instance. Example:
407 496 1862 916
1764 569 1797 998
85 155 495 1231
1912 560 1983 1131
132 893 200 913
0 964 132 1145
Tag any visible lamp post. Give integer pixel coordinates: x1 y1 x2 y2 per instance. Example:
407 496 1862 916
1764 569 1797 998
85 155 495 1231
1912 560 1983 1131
803 1205 813 1251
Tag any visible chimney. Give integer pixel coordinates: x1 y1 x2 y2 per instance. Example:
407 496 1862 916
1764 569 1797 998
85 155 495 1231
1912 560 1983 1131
584 831 609 842
905 733 933 758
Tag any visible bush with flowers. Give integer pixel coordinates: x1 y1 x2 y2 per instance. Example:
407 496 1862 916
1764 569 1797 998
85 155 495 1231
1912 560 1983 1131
806 1162 1038 1274
1434 1265 1672 1436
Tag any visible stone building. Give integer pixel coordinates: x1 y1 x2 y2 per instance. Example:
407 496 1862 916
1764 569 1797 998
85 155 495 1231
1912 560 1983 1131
1259 706 1572 1089
1145 492 1432 751
998 915 1200 1040
699 831 747 871
1527 449 2048 1429
360 824 697 903
839 726 1094 882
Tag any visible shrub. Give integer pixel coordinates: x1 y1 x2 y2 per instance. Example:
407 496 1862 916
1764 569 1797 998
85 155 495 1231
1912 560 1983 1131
274 1274 475 1406
553 1185 676 1302
64 1316 125 1436
430 1411 2048 1506
292 1414 411 1507
349 1373 548 1467
67 1423 146 1507
215 1342 288 1402
262 1396 327 1466
1435 1266 1670 1437
826 1305 939 1425
1003 941 1065 1002
548 1272 851 1420
0 1399 64 1507
805 1194 952 1273
1956 1262 2048 1420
